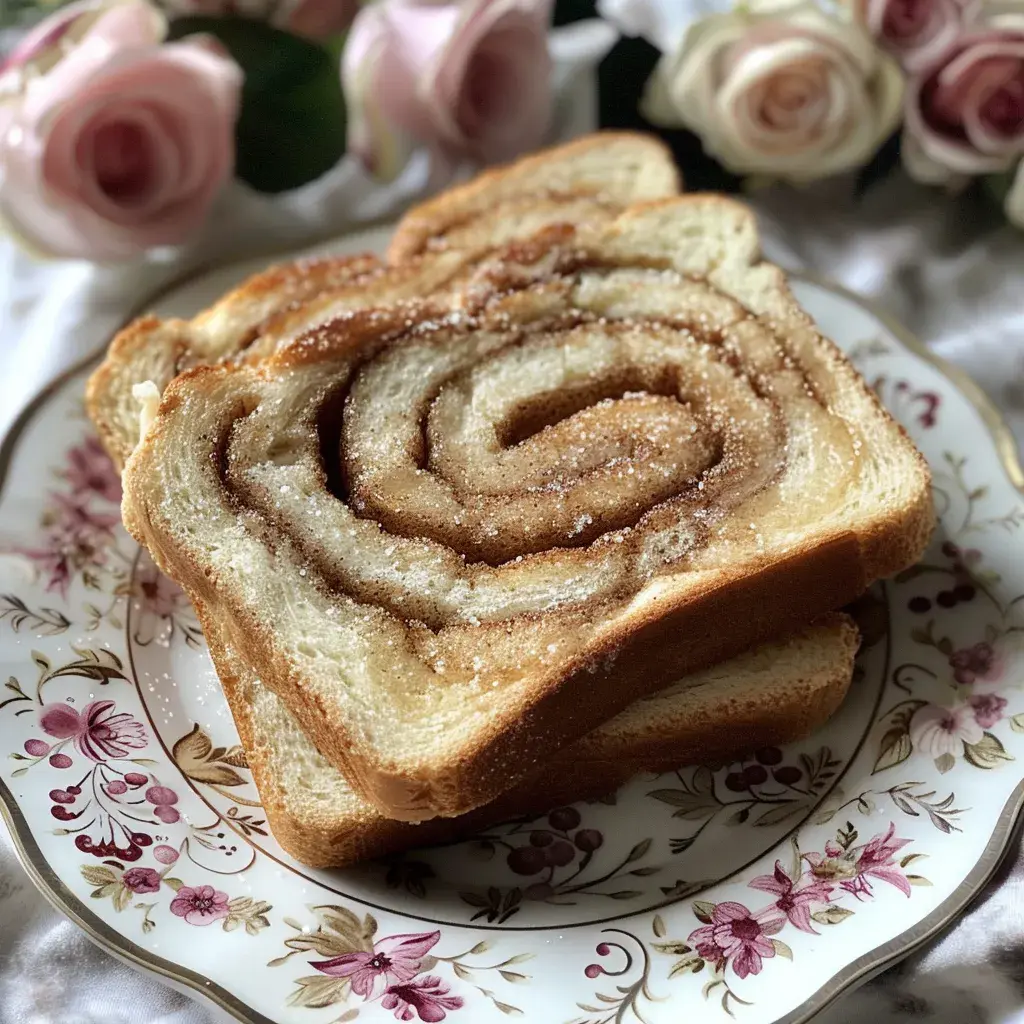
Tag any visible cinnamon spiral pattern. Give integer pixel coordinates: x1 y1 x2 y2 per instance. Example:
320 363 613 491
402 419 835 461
124 199 933 820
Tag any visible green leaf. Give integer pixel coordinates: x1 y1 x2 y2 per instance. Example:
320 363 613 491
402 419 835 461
186 763 247 787
653 940 692 955
498 971 527 984
625 838 652 863
493 1001 523 1016
811 906 855 925
934 752 956 774
652 914 667 938
112 884 132 913
81 865 119 887
900 853 928 868
963 732 1015 769
286 974 350 1009
167 18 346 193
647 788 718 820
908 874 933 886
874 726 913 775
162 877 183 892
693 900 716 924
772 939 793 960
667 956 705 978
754 802 802 828
266 953 297 967
1010 714 1024 734
497 953 533 966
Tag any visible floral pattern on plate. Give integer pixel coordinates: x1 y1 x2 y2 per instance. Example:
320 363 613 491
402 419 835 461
1 268 1023 1024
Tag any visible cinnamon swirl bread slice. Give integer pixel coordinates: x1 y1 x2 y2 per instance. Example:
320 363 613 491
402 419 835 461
121 195 933 822
199 605 857 868
86 132 680 469
386 131 680 262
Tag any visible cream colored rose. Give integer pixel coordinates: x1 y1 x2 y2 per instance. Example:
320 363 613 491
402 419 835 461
642 0 904 182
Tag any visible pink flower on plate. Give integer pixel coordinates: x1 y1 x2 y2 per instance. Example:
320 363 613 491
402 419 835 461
62 435 121 504
969 693 1008 728
134 562 185 618
342 0 554 181
0 0 242 260
748 860 834 933
23 492 120 595
903 15 1024 185
311 930 441 999
169 884 230 926
382 974 463 1022
910 701 983 760
122 867 161 893
40 700 147 761
856 0 978 72
688 902 783 980
949 642 1003 686
842 822 913 899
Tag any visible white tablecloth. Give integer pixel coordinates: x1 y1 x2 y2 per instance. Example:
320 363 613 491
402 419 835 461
3 160 1024 1023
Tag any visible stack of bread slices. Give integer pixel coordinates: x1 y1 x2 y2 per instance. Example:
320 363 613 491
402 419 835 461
86 133 934 867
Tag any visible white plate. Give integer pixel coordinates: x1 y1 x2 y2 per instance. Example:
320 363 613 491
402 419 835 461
2 227 1023 1024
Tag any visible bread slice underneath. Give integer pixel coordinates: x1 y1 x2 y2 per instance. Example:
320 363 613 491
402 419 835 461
386 131 680 262
87 132 679 471
197 605 858 868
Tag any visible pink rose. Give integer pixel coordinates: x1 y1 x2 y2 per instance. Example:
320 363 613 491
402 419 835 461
275 0 359 39
857 0 978 72
159 0 358 39
342 0 554 181
0 0 242 259
903 15 1024 184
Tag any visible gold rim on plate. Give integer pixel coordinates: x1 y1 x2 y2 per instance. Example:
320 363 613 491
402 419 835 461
0 262 1021 1024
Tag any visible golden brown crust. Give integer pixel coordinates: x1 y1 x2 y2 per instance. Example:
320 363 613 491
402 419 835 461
199 603 857 868
85 255 380 469
388 131 682 263
87 133 682 472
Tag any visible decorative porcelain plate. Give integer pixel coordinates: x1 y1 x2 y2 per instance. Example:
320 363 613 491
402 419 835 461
1 228 1023 1024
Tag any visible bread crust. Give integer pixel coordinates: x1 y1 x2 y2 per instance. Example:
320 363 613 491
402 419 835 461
87 133 681 471
387 131 682 263
200 602 858 868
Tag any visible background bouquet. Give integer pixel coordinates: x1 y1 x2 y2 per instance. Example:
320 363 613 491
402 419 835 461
0 0 613 260
598 0 1024 227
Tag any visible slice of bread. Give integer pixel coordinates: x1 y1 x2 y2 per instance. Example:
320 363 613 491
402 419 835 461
121 194 933 823
386 131 680 262
199 604 857 868
86 132 680 470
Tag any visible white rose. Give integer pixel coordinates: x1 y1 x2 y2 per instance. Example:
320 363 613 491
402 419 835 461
642 0 904 182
